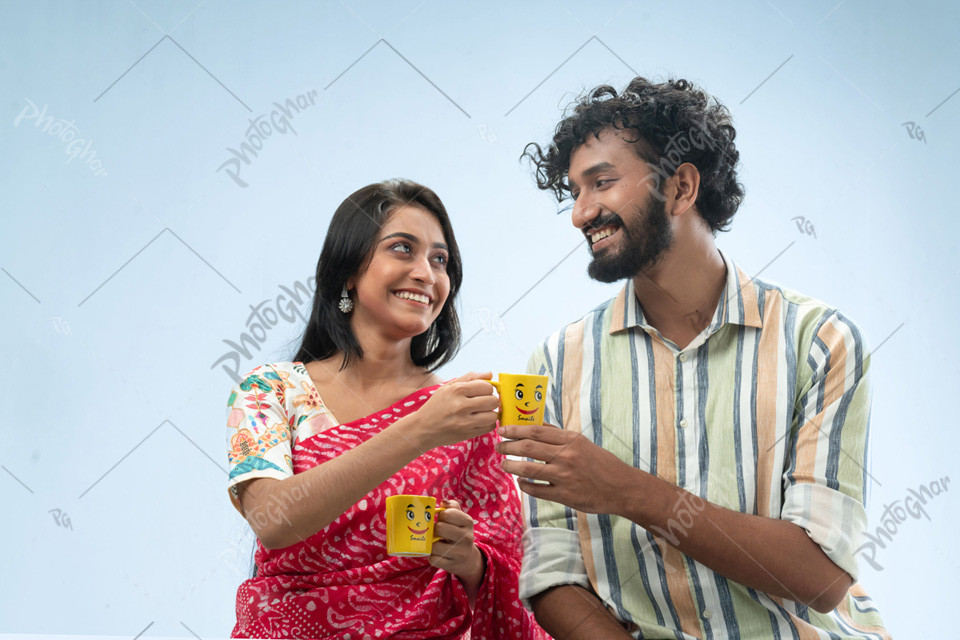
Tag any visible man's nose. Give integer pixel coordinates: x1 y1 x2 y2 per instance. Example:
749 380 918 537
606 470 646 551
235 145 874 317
572 197 600 230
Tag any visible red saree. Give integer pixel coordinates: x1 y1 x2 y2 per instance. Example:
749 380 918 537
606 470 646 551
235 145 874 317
232 384 547 639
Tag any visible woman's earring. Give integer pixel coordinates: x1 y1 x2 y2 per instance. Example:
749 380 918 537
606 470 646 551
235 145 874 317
338 286 353 313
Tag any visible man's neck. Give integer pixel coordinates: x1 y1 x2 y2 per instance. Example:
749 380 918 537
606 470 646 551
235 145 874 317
631 238 726 350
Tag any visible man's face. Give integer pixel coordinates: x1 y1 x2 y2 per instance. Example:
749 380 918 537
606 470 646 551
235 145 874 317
568 129 673 283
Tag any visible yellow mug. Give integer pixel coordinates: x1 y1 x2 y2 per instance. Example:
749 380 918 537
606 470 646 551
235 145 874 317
385 495 446 557
488 373 548 425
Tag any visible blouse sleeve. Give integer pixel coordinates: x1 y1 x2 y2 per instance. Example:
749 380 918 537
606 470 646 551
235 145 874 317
462 431 551 639
226 365 295 513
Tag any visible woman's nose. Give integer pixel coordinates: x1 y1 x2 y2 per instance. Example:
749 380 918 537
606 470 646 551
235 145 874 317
410 255 435 283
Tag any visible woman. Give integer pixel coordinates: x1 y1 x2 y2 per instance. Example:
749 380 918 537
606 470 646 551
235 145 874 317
226 180 546 639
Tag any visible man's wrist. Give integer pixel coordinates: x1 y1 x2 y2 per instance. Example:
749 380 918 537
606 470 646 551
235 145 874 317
611 464 647 521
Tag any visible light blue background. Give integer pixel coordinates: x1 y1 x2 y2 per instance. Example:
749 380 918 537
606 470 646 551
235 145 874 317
1 1 956 637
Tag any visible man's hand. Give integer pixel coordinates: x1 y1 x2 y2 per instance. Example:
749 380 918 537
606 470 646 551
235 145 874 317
496 424 632 514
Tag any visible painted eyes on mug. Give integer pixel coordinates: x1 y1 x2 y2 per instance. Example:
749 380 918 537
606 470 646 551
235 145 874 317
405 508 431 522
514 388 544 402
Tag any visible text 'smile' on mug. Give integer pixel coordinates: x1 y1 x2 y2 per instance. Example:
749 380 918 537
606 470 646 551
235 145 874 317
488 373 548 426
385 495 446 557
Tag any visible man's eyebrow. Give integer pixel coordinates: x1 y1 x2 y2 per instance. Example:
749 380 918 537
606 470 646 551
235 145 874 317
569 162 616 188
380 232 448 251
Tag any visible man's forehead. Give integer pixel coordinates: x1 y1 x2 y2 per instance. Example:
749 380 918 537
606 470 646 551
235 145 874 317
568 130 644 181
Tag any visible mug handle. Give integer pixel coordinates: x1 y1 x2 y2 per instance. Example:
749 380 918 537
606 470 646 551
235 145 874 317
486 380 503 423
430 505 447 544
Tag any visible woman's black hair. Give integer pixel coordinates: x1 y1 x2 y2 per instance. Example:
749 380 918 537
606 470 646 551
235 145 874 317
522 77 745 232
293 179 462 371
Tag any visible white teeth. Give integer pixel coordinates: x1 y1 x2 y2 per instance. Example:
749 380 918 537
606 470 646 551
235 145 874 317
590 227 616 243
394 291 430 304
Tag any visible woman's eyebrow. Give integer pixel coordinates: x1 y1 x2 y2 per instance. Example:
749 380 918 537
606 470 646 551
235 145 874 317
381 232 447 251
380 232 419 244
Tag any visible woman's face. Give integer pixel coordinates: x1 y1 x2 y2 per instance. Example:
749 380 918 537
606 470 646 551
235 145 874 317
348 205 452 340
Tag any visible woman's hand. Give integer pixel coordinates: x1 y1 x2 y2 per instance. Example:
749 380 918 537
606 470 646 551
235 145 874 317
429 499 486 605
401 372 499 450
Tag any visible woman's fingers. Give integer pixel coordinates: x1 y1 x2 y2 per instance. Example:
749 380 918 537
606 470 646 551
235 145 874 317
460 379 497 398
452 371 493 385
434 520 470 541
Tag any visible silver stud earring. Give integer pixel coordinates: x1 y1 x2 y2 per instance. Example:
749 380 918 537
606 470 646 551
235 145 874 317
338 286 353 313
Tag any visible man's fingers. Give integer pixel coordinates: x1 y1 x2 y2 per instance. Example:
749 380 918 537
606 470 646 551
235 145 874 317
498 423 566 443
501 458 552 482
496 438 557 462
516 478 556 500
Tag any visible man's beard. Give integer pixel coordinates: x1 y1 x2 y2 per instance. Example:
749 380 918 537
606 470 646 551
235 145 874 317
587 195 673 283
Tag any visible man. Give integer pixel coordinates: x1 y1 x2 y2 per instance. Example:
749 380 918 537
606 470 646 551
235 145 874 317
497 78 890 639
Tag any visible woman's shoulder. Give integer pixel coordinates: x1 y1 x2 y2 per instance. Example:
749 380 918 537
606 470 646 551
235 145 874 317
235 362 309 385
229 362 314 406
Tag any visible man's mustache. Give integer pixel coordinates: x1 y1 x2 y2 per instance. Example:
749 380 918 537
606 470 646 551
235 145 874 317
585 213 624 232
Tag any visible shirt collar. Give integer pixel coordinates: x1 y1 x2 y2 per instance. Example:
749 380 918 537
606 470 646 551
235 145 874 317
609 250 763 335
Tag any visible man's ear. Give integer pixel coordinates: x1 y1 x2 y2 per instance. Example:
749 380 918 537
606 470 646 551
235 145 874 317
668 163 701 217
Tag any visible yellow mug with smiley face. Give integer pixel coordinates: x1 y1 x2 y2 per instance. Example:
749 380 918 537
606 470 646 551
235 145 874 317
488 373 548 425
385 495 446 557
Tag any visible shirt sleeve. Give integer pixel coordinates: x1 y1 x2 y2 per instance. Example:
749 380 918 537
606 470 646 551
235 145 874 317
226 365 294 514
780 311 871 580
518 341 591 609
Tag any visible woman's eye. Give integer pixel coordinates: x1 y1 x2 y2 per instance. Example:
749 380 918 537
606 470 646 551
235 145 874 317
535 391 543 402
390 242 412 254
432 253 448 266
406 510 415 520
514 389 524 400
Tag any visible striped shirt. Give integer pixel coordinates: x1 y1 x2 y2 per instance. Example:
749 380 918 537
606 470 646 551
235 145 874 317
520 252 889 639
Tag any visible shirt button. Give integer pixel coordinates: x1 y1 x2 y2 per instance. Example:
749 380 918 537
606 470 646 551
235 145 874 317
702 609 713 620
679 419 688 428
679 353 687 362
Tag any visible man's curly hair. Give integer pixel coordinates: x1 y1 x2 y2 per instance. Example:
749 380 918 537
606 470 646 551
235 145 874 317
523 77 745 232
